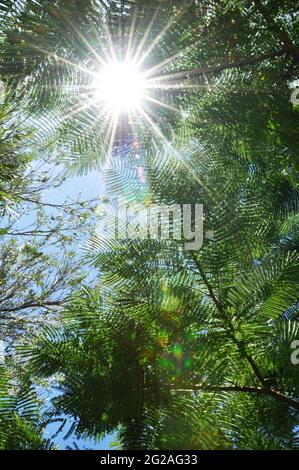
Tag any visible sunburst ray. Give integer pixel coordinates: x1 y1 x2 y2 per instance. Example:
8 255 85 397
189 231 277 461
134 6 186 69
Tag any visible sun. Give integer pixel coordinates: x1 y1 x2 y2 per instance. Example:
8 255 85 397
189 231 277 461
48 4 196 157
92 62 146 113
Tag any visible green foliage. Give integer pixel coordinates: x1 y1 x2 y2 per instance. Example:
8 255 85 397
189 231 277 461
0 364 50 449
1 0 299 450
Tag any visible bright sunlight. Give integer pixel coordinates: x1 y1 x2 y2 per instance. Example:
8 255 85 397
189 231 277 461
93 62 146 113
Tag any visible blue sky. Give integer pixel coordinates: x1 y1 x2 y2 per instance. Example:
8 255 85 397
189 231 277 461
45 420 114 450
43 169 116 449
9 163 115 449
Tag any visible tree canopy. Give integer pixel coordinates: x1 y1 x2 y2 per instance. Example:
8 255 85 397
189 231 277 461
0 0 299 450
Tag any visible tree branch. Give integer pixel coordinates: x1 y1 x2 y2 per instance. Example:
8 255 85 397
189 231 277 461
155 48 290 82
253 0 299 61
190 252 265 385
0 300 64 313
173 384 299 412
